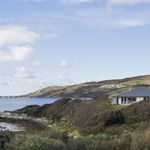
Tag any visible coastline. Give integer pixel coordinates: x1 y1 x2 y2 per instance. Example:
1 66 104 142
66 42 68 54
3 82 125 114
0 112 50 132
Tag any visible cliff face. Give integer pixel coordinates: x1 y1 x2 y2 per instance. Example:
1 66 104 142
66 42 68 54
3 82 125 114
26 75 150 98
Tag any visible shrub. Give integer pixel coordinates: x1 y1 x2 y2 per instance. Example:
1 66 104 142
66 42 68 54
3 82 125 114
104 110 125 127
41 130 69 144
69 134 131 150
125 107 141 131
6 134 67 150
67 138 87 150
51 114 61 123
137 122 150 132
105 124 122 135
131 129 150 150
0 132 14 150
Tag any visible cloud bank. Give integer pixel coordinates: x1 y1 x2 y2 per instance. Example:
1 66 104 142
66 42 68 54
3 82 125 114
22 0 150 5
0 26 39 62
0 46 34 62
32 60 42 67
118 20 146 27
107 0 150 6
0 26 39 47
12 66 35 79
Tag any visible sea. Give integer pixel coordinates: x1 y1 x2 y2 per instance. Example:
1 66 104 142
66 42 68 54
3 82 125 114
0 98 59 112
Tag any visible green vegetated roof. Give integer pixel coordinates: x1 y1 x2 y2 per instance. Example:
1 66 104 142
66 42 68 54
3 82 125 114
114 88 150 97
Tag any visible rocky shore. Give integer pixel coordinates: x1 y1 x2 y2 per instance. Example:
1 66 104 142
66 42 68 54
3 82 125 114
0 122 24 131
0 112 50 132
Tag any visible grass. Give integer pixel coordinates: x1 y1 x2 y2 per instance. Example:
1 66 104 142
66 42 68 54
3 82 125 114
52 120 80 137
1 115 150 150
27 75 150 98
5 130 67 150
111 104 127 110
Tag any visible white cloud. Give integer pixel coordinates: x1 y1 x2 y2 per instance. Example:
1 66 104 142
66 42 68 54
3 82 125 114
0 46 34 62
76 7 149 29
60 0 96 4
59 59 72 68
107 0 150 7
57 74 68 81
118 20 146 27
0 26 39 47
12 66 35 79
32 60 42 67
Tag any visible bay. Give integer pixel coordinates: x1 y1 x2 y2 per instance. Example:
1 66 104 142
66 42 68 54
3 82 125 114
0 98 58 112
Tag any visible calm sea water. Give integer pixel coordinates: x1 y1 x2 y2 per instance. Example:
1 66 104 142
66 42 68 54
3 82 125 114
0 98 58 112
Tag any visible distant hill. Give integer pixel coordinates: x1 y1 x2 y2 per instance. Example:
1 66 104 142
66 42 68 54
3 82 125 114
26 75 150 98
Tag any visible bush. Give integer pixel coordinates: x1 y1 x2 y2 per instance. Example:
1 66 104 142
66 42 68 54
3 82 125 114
5 130 68 150
6 134 67 150
67 134 131 150
125 107 141 131
104 110 125 127
41 130 69 144
0 132 14 150
67 138 87 150
131 129 150 150
105 125 122 135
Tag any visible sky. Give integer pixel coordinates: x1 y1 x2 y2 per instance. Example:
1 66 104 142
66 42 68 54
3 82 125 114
0 0 150 96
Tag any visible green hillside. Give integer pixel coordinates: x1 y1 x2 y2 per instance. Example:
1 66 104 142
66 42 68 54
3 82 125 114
26 75 150 98
18 75 150 136
1 75 150 150
12 95 150 150
15 95 150 135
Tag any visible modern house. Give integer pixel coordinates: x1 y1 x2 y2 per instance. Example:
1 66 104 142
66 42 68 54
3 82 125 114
112 88 150 105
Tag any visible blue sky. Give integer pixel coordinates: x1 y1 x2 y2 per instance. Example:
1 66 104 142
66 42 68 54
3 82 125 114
0 0 150 96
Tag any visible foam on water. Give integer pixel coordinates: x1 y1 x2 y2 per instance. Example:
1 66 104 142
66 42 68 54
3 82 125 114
0 122 24 131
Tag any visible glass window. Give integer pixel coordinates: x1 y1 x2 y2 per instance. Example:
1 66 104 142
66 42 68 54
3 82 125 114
132 97 136 101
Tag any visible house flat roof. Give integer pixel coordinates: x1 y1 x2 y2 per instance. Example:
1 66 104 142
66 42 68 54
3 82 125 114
114 88 150 97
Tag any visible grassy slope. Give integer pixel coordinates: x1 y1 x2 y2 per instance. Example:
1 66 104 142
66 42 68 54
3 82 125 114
13 75 150 139
14 95 150 136
4 75 150 150
22 75 150 136
26 75 150 98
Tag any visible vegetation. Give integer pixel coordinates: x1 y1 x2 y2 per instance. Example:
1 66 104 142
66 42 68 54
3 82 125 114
2 74 150 149
0 132 14 150
25 75 150 98
6 130 67 150
0 125 149 150
14 96 150 136
125 107 141 131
